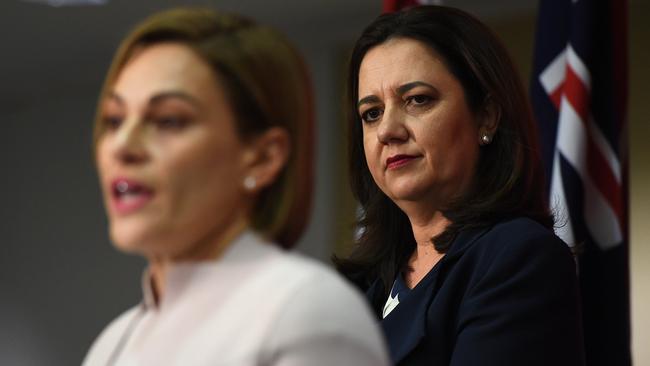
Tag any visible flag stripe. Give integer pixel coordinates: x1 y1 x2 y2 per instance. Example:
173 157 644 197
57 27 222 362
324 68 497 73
564 65 589 121
562 65 623 223
587 132 623 221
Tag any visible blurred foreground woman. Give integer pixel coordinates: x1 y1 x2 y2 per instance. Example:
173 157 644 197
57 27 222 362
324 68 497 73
337 5 585 366
83 8 388 366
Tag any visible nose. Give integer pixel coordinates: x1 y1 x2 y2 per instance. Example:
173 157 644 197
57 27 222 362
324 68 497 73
377 105 408 145
110 118 148 164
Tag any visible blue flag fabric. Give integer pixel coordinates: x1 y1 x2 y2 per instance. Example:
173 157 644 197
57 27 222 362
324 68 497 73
530 1 630 365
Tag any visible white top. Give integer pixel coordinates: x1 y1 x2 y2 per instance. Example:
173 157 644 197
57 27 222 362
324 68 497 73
82 230 389 366
382 275 411 318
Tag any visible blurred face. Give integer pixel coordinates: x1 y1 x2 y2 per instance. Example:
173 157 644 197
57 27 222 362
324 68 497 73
357 38 481 211
96 42 255 259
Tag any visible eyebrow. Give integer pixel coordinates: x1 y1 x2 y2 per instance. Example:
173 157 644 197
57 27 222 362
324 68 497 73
105 90 202 109
396 81 435 95
149 91 202 109
357 95 381 109
357 81 436 109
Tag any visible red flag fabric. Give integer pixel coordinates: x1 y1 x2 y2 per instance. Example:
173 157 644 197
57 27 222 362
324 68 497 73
382 0 440 13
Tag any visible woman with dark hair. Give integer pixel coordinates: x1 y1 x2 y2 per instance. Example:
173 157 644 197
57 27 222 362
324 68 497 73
83 8 388 365
337 5 585 365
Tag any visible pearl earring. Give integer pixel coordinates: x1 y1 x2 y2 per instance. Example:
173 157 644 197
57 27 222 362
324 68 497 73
243 176 256 190
481 134 491 145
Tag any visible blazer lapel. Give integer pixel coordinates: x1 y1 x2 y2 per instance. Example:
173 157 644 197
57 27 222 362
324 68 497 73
366 278 426 362
370 227 490 364
381 267 442 364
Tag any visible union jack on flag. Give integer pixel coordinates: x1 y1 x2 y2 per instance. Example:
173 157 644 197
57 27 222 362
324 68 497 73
531 0 630 365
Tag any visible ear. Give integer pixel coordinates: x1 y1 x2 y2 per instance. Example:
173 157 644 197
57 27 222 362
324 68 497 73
241 127 290 193
477 98 501 145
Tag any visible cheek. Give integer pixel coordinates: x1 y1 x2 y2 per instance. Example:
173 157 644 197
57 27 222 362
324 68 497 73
158 143 243 238
438 121 479 175
163 142 238 192
362 133 380 173
95 139 112 181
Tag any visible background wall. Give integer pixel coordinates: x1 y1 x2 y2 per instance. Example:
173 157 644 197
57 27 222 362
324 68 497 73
628 0 650 363
0 0 646 365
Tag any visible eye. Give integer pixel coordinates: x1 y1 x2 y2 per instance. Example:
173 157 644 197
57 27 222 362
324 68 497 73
152 115 189 130
102 115 123 130
360 108 383 123
406 94 432 106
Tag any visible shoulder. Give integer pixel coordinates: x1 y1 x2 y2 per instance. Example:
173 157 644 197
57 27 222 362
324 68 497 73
449 217 580 311
82 306 141 366
255 245 388 363
248 235 374 306
466 217 573 268
483 217 563 248
246 237 364 300
266 248 380 334
444 219 585 365
447 216 578 298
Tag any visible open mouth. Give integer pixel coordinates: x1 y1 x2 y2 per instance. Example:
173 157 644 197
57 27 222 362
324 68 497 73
110 178 154 214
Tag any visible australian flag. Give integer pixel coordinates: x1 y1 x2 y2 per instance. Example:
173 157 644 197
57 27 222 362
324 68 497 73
530 0 630 365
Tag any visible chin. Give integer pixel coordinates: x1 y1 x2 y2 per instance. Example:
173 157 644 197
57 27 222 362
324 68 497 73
108 220 160 257
385 184 429 203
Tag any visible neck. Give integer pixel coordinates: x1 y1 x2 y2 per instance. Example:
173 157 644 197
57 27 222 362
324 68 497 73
399 203 450 288
408 211 448 266
410 212 449 247
147 215 250 305
397 200 450 247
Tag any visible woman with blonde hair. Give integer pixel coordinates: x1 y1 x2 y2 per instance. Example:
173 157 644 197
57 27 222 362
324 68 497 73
83 8 388 366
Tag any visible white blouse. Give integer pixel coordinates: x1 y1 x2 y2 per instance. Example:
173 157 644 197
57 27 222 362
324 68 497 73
82 230 389 366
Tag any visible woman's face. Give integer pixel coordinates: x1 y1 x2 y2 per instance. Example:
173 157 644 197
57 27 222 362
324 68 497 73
357 38 481 211
96 42 255 259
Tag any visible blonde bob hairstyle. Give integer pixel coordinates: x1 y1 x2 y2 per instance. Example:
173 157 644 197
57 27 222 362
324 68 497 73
94 8 314 249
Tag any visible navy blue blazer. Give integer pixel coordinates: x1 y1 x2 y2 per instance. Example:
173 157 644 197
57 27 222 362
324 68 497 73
366 217 585 366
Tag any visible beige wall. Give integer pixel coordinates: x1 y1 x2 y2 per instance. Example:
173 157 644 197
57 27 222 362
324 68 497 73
628 0 650 364
488 2 649 364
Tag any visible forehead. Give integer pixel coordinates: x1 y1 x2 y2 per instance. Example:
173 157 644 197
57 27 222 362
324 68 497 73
358 38 452 94
113 42 219 100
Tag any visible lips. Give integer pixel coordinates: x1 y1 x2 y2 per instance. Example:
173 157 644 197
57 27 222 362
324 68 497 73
386 154 419 170
110 178 154 215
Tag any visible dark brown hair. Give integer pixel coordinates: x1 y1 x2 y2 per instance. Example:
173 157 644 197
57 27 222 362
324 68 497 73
336 6 553 291
94 8 314 248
